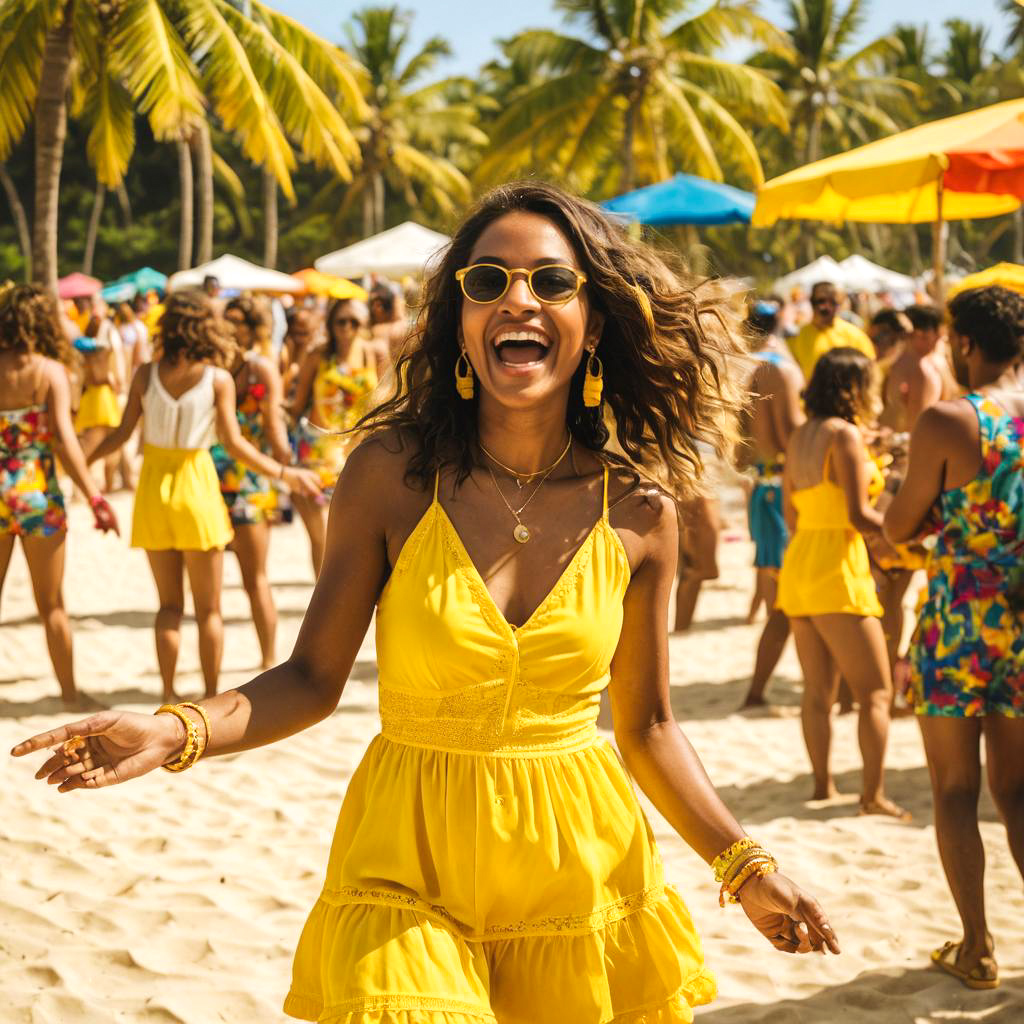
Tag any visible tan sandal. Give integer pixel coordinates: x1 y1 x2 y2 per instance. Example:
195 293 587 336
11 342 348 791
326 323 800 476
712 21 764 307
931 940 999 990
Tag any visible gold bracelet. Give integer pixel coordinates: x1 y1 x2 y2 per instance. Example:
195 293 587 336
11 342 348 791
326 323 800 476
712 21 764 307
720 857 778 907
723 849 774 887
177 702 212 760
712 837 756 882
155 704 198 773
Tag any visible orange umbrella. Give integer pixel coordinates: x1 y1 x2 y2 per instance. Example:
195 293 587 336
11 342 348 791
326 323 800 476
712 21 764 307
294 268 368 300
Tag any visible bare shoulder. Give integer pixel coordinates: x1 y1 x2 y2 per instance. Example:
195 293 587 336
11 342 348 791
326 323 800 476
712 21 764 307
915 398 974 439
341 428 427 505
606 467 678 556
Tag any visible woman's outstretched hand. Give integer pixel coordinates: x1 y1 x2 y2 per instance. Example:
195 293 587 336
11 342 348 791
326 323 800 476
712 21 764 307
738 872 840 955
9 711 184 792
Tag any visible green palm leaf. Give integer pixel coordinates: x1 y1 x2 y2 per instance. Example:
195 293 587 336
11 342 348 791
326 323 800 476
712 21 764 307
0 0 51 159
82 52 136 187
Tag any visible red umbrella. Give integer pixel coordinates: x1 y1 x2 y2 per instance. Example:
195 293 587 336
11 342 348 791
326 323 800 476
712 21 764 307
57 272 102 300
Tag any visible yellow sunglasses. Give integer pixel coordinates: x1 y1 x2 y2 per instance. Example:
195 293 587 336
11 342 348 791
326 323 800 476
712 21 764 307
455 263 587 305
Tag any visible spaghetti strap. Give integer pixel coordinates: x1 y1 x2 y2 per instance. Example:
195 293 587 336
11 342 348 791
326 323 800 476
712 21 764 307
821 445 834 484
602 466 609 518
433 469 440 504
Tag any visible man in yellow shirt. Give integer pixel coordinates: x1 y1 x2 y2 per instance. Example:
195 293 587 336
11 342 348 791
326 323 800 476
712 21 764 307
789 281 875 379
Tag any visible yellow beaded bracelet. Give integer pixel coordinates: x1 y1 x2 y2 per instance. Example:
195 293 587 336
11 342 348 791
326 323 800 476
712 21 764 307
720 858 778 907
712 837 756 883
723 849 775 887
177 701 212 760
155 704 198 773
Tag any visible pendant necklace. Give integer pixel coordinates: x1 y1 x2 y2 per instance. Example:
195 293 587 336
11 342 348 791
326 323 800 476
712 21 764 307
484 439 572 543
480 436 572 490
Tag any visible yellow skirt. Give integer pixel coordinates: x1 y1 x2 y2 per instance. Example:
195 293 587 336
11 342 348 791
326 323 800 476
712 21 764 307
777 527 883 618
74 384 121 432
132 444 233 551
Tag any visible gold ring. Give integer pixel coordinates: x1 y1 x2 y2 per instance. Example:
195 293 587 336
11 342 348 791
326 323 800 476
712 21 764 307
62 736 87 759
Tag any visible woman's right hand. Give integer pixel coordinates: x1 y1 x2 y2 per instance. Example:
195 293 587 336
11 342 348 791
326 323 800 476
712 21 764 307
282 465 323 499
9 711 185 792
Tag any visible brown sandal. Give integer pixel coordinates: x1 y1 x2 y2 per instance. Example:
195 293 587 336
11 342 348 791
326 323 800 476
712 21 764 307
931 940 999 990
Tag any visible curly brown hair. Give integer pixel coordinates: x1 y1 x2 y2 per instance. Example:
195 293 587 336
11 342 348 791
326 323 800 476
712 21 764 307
803 347 878 424
158 290 235 367
224 295 271 354
357 181 747 497
949 285 1024 364
0 283 73 363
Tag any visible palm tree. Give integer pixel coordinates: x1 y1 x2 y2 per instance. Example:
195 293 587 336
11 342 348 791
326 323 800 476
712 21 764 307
0 0 365 290
332 5 484 237
476 0 786 196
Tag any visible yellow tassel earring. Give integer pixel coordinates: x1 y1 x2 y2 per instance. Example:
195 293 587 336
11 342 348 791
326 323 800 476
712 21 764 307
582 349 603 408
455 350 475 400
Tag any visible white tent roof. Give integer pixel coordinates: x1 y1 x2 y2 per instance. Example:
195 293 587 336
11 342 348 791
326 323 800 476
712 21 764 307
167 254 303 294
773 255 843 296
838 254 919 294
315 222 451 279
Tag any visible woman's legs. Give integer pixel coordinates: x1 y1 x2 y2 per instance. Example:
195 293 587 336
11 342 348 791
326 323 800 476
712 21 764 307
813 613 905 815
21 531 81 707
231 521 276 668
292 494 328 577
791 617 839 799
874 566 914 670
919 716 990 968
983 715 1024 882
146 549 185 702
184 548 224 698
743 572 789 708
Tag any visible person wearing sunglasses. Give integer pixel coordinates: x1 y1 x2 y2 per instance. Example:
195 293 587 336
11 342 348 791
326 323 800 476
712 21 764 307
14 183 839 1022
789 281 875 380
289 297 378 575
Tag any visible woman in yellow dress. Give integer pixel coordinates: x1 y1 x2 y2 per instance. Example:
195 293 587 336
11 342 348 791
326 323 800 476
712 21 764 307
290 297 378 575
86 291 320 702
74 317 124 492
777 347 909 819
15 184 839 1021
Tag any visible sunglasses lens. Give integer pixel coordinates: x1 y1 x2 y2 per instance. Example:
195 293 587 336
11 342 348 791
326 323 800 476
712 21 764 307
463 265 509 302
334 318 359 328
532 266 579 302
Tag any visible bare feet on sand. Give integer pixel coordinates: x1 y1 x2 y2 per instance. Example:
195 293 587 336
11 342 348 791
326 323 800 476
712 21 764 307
860 797 912 822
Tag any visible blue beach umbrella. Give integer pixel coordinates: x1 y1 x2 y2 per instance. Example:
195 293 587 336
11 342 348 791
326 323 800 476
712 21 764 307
601 173 756 227
101 266 168 303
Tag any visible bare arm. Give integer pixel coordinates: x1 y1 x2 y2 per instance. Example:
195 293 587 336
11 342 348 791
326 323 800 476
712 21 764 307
254 358 292 464
905 362 943 427
781 455 797 533
884 406 950 543
212 369 286 479
45 362 105 502
831 425 883 533
88 364 146 463
289 348 319 420
771 364 805 450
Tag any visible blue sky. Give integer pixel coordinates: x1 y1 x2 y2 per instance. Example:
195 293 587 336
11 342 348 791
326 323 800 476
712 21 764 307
280 0 1007 76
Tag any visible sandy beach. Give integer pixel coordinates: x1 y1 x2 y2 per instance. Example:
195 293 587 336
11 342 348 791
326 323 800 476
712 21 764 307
2 486 1022 1023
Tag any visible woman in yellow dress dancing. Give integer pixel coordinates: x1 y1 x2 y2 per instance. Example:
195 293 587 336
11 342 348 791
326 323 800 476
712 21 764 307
13 184 838 1022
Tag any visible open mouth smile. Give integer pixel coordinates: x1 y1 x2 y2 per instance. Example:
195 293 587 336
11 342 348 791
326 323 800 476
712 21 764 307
490 328 552 368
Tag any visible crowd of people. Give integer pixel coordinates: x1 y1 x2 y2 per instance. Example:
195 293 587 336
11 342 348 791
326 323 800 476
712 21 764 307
4 180 1023 1016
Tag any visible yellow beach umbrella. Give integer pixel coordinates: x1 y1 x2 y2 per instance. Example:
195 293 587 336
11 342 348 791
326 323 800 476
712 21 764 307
754 100 1024 227
947 262 1024 299
294 268 369 301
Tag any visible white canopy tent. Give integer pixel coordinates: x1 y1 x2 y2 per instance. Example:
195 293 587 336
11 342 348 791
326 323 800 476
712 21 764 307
837 254 920 294
773 255 843 295
167 254 303 293
315 222 451 279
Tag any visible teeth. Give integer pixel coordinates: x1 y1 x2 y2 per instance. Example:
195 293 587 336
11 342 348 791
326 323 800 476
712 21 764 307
493 329 549 347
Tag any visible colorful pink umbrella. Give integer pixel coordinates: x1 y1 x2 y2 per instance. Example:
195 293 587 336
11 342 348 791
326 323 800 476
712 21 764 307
57 272 102 300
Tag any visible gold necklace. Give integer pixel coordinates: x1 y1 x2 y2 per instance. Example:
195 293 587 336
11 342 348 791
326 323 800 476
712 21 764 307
479 436 572 489
485 442 571 544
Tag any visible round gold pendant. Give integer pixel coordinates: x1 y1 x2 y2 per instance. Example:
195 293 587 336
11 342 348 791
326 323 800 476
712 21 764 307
513 524 530 544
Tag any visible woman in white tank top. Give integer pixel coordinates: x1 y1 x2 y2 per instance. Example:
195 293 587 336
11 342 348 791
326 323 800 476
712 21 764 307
89 291 320 702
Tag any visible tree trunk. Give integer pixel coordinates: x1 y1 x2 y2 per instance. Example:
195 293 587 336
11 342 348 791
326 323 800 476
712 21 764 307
193 121 214 263
262 166 278 269
0 161 32 276
908 225 923 276
801 108 824 263
115 182 132 228
373 171 385 235
177 138 194 271
362 175 374 238
1014 208 1024 265
866 222 884 263
82 182 104 275
31 4 75 293
622 100 638 194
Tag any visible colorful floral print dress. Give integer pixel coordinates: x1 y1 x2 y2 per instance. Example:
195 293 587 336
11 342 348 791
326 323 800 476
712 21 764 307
0 404 67 537
910 394 1024 717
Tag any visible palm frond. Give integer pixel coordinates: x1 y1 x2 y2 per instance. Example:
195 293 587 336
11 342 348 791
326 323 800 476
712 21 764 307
83 51 136 186
397 36 452 88
502 29 605 76
111 0 204 140
653 70 723 182
672 52 788 129
674 77 764 184
0 0 50 159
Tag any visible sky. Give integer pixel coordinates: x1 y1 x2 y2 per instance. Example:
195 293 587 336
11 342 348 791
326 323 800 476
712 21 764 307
280 0 1008 77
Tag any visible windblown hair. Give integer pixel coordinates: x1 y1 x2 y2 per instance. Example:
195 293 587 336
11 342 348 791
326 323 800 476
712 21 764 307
0 283 72 363
803 347 877 424
949 286 1024 364
157 290 235 367
225 295 271 354
357 181 747 498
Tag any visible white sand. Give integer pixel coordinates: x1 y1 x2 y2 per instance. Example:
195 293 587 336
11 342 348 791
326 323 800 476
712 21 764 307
2 488 1022 1022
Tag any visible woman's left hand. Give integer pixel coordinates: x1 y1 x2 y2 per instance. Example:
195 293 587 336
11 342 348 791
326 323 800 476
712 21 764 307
738 872 840 955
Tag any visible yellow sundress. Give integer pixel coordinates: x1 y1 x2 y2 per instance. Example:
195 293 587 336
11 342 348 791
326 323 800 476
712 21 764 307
285 468 716 1023
74 383 122 431
777 446 884 618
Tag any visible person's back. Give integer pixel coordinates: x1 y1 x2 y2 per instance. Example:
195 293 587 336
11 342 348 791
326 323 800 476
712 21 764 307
879 305 947 437
141 358 218 451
